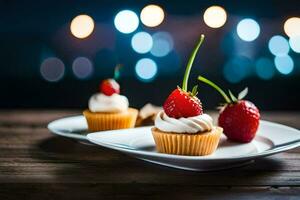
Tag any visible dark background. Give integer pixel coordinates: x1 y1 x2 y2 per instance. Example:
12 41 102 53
0 0 299 110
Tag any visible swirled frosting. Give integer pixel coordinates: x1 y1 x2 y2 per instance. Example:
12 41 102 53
155 111 213 133
88 93 129 113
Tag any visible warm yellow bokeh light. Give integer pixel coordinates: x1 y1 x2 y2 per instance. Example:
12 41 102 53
284 17 300 37
140 5 165 27
203 6 227 28
70 15 95 39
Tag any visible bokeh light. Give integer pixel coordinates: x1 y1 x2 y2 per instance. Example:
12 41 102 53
40 57 65 82
223 56 253 83
114 10 139 34
131 32 153 54
268 35 290 56
289 36 300 53
151 32 174 57
140 5 165 27
274 55 294 75
135 58 158 81
255 57 275 80
203 6 227 28
72 57 93 79
236 18 260 41
70 15 95 39
284 17 300 37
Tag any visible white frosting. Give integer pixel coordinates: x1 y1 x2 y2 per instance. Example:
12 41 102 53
88 93 129 113
155 111 213 134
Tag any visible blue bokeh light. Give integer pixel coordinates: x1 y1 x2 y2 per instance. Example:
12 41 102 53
289 36 300 53
274 55 294 75
131 32 153 54
223 56 253 83
114 10 139 34
268 35 290 56
236 18 260 42
255 57 275 80
135 58 158 82
151 32 174 57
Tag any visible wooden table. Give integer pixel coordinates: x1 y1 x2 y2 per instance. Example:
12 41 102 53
0 110 299 199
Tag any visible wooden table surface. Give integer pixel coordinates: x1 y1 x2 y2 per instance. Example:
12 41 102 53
0 110 299 200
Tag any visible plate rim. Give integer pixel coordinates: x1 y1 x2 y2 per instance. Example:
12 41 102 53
47 115 87 140
87 120 300 161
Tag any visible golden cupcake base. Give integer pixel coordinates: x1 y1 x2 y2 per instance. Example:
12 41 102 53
83 108 138 132
151 127 223 156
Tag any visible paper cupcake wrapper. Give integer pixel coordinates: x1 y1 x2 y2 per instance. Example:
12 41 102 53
151 127 222 156
83 108 138 132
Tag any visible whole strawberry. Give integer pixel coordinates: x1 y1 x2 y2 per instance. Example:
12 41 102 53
100 78 120 96
198 76 260 143
163 87 203 118
163 35 205 118
219 100 260 142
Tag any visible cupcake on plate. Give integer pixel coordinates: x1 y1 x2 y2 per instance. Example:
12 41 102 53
151 34 223 156
83 78 138 132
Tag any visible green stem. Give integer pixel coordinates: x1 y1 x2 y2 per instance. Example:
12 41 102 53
114 64 123 80
182 34 205 91
198 76 231 103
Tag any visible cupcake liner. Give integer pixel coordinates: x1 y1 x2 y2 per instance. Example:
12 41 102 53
151 127 222 156
83 108 138 132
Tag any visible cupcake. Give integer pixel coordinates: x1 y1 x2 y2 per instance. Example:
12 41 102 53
151 34 223 156
83 78 138 132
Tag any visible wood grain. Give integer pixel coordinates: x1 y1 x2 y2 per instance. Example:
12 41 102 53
0 110 299 199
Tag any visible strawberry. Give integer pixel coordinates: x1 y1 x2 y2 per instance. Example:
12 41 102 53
163 88 203 118
163 35 205 118
100 79 120 96
198 76 260 143
219 100 260 142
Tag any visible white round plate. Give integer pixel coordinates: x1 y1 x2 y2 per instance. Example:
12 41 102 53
87 121 300 171
48 115 88 141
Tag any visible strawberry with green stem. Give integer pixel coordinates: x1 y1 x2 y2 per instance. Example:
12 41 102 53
198 76 260 143
163 34 205 118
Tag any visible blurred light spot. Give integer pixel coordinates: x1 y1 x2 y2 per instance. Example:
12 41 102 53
40 57 65 82
72 57 93 79
223 56 252 83
135 58 157 81
237 18 260 42
289 36 300 53
70 15 95 39
114 10 139 34
268 35 290 56
203 6 227 28
274 55 294 75
151 32 174 57
255 57 275 80
131 32 153 54
140 5 164 27
284 17 300 37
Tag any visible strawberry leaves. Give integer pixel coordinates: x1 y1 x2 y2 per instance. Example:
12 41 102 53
191 85 198 96
238 87 248 100
228 90 238 102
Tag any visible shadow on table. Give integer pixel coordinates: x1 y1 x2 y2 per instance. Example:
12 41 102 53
27 135 287 189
